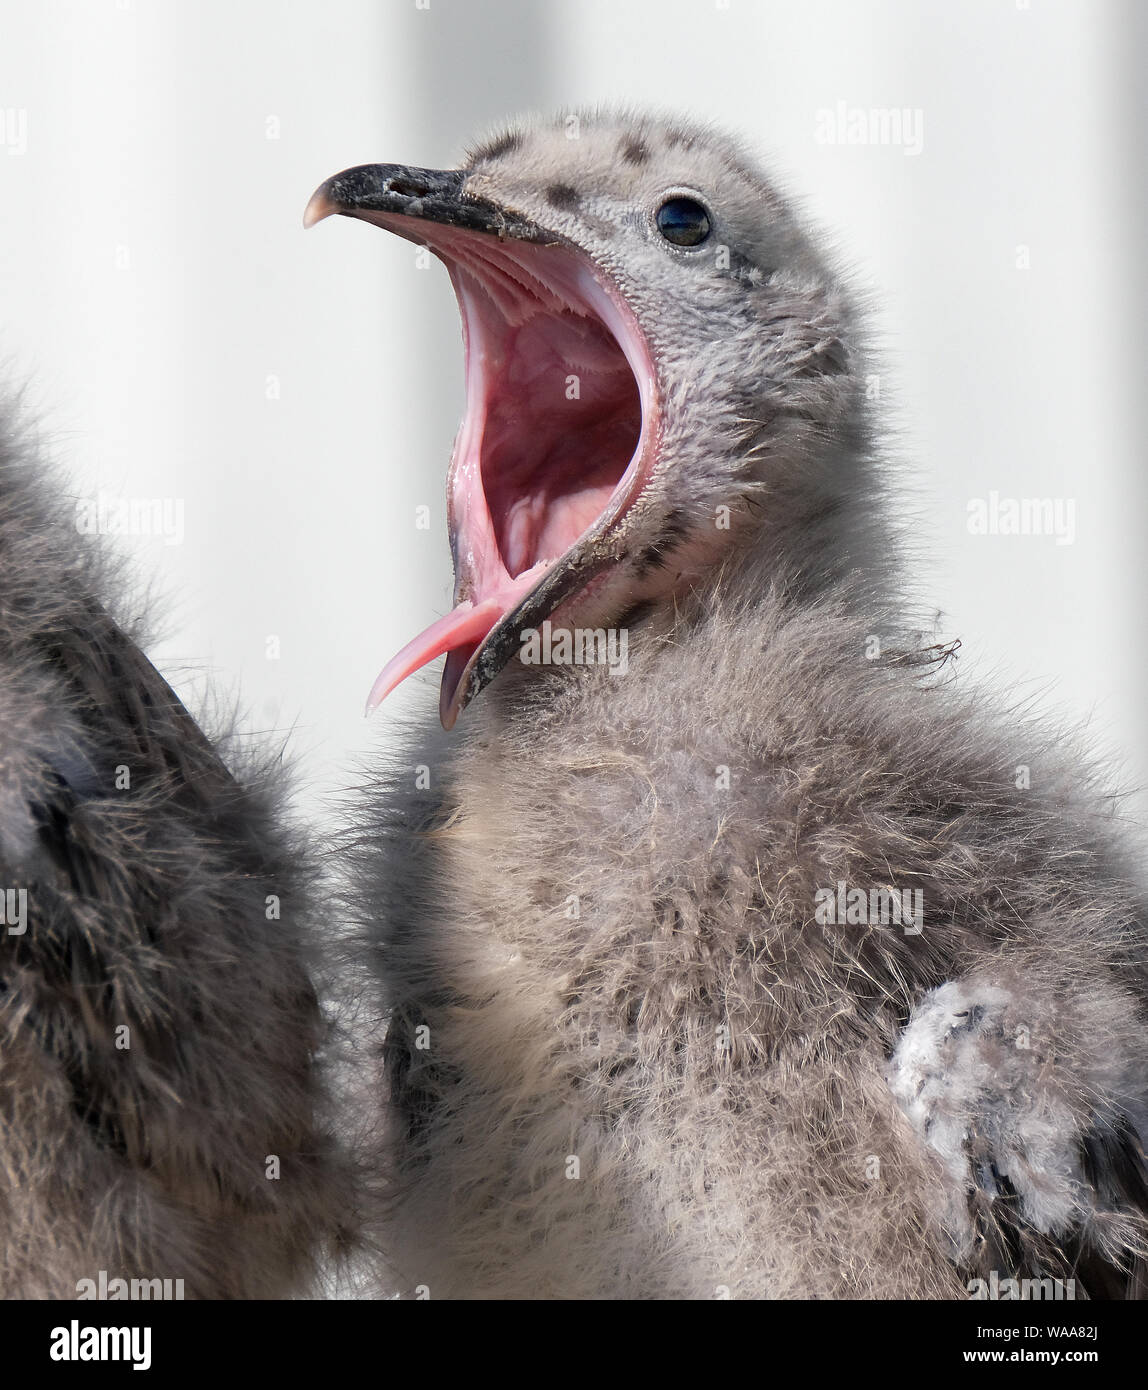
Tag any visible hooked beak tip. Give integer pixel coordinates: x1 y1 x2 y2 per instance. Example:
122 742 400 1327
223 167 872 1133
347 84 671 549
303 188 336 229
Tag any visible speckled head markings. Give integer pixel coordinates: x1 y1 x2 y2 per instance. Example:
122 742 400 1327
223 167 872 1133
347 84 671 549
306 109 869 728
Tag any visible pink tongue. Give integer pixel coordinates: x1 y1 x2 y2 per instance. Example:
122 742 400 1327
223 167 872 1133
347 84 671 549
366 598 504 713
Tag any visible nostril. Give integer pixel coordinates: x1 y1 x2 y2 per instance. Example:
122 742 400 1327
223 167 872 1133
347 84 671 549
388 176 432 198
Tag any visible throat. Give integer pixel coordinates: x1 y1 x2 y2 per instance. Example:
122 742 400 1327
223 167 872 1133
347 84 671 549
460 282 642 584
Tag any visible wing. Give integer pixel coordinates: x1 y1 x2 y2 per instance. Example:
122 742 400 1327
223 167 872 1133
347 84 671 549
887 972 1148 1299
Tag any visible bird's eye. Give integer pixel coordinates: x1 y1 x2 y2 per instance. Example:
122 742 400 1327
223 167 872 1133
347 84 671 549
655 197 711 247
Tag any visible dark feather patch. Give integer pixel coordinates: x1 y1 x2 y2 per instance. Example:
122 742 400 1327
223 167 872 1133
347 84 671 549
469 128 523 163
545 183 581 211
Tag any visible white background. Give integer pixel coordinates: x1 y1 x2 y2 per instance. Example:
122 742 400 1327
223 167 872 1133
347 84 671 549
1 0 1144 825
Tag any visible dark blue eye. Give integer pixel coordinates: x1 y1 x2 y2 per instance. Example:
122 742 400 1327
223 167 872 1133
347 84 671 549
655 197 711 247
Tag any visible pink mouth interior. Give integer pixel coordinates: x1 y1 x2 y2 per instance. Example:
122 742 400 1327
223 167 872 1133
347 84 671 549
364 218 655 721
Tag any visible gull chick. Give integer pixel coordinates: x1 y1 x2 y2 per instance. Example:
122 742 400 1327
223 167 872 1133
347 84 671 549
308 109 1148 1299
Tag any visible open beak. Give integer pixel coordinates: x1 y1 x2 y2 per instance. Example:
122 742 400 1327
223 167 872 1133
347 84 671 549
305 162 658 729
